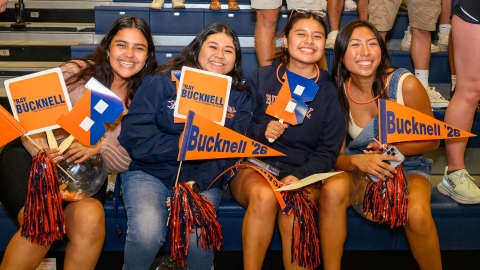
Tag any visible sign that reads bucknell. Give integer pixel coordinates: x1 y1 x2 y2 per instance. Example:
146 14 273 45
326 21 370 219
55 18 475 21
173 66 231 126
4 68 72 135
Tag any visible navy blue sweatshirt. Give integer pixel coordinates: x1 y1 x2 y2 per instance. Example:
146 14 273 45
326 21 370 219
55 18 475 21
119 71 252 190
247 61 346 180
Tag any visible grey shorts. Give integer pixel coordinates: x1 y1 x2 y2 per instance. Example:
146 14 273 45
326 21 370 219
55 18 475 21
251 0 322 11
369 0 441 31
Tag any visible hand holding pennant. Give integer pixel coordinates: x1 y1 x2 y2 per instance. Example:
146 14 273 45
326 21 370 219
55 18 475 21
265 70 319 142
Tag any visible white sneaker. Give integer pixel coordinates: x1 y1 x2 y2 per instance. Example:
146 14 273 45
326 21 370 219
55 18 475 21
437 167 480 204
172 0 185 8
426 87 449 108
325 31 337 49
400 29 441 53
150 0 164 10
437 32 449 52
344 0 357 11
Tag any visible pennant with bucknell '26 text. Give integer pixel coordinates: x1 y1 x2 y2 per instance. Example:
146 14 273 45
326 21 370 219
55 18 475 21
173 66 231 126
266 69 319 125
56 78 124 145
178 111 285 161
378 98 475 144
4 68 72 135
0 105 27 147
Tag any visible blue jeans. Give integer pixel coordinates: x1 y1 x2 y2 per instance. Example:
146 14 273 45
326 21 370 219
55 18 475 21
121 170 222 270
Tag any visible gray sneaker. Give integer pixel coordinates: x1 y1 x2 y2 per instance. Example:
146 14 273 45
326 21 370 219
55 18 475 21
426 87 449 108
437 166 480 204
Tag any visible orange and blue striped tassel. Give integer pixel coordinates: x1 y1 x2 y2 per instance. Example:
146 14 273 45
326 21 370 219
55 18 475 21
283 189 320 269
169 183 223 267
21 151 66 245
363 164 409 228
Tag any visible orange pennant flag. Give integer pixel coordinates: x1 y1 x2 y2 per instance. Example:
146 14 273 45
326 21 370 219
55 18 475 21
178 111 285 161
0 105 27 146
378 98 475 143
173 67 231 126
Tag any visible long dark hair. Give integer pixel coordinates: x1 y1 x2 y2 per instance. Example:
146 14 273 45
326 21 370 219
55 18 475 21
61 16 157 108
271 10 328 69
331 20 392 125
157 22 245 91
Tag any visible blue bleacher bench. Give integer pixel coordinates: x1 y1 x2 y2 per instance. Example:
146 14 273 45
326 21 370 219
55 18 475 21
2 187 480 253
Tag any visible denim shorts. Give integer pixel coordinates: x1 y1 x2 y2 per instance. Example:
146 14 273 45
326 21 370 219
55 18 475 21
401 155 433 181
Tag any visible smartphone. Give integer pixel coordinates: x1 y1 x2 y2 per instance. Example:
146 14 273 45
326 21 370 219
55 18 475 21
367 140 405 182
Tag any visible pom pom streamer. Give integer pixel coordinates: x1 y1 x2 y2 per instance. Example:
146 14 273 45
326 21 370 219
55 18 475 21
363 165 409 228
21 151 66 245
169 183 223 267
283 189 321 269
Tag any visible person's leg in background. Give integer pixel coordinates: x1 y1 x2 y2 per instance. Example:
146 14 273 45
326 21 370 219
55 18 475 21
325 0 345 49
439 3 480 204
252 0 282 67
409 0 449 108
357 0 369 21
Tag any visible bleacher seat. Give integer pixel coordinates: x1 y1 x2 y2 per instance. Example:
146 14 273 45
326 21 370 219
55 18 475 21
2 187 480 252
95 6 150 34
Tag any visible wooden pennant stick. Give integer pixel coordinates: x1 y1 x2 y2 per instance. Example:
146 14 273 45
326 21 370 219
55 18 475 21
58 135 75 153
23 134 44 152
46 130 58 149
166 161 183 226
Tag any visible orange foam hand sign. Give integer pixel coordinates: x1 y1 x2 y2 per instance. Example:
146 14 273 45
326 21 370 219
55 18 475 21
0 105 27 147
265 70 319 125
178 111 285 161
56 78 124 145
173 67 231 126
4 68 72 135
378 98 475 143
